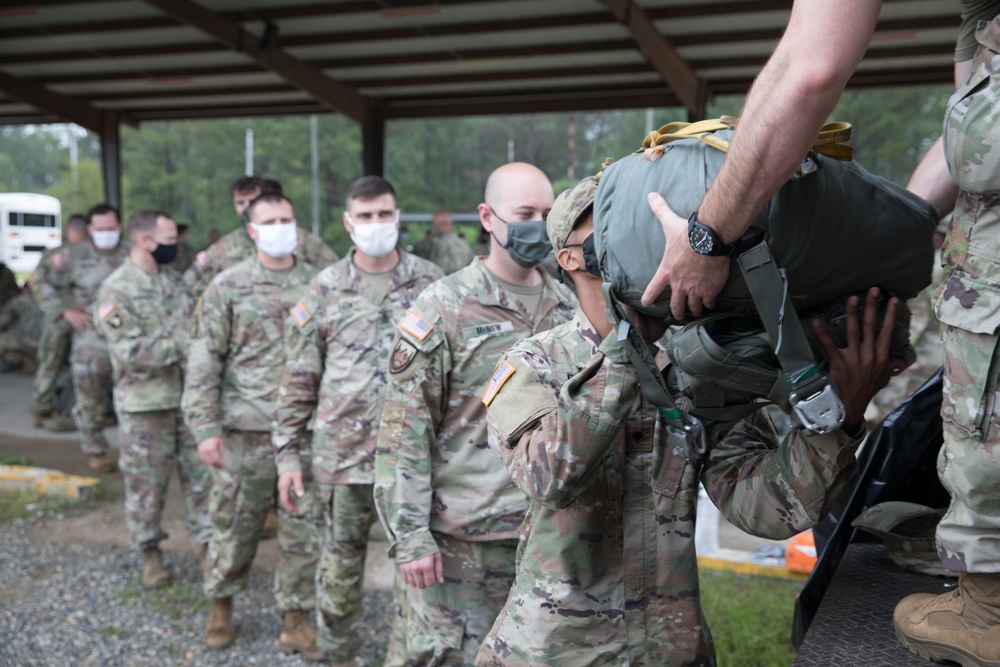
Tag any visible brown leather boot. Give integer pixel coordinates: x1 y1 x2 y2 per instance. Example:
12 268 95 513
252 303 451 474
87 453 117 473
894 573 1000 667
278 610 324 661
141 547 170 589
205 597 235 650
33 411 51 428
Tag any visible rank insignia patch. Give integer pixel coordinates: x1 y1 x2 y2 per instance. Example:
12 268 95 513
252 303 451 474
399 310 434 341
389 339 418 374
482 360 516 407
291 300 312 328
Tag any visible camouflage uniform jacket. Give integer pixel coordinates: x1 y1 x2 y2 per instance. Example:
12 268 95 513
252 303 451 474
0 263 18 310
273 251 444 492
479 310 866 667
184 224 337 296
33 240 129 321
374 258 577 562
427 232 476 275
0 291 42 339
182 255 318 444
94 259 192 413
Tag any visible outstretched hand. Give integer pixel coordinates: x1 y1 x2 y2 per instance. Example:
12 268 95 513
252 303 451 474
642 193 730 319
812 287 906 430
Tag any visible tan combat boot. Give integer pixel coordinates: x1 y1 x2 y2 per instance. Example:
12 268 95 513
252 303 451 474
894 573 1000 667
43 414 77 432
33 411 51 428
87 453 117 473
278 610 324 661
141 547 171 589
205 597 235 650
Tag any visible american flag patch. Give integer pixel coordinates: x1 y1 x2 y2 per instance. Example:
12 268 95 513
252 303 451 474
399 310 434 341
291 300 312 327
51 252 63 268
97 301 116 321
482 360 516 407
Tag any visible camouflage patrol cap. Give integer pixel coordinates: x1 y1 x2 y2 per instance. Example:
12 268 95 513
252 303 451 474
852 501 953 577
547 176 599 253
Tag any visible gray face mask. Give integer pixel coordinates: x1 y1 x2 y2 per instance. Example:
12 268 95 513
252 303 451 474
490 208 551 268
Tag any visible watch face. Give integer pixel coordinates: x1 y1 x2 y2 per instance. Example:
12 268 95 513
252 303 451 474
689 225 715 254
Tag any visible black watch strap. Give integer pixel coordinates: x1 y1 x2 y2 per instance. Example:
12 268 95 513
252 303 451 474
688 211 738 257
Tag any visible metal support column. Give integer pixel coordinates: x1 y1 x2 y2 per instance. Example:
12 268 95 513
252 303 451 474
101 112 122 208
362 112 386 177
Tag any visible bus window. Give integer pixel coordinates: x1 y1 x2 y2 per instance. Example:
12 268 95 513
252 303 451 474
21 213 55 227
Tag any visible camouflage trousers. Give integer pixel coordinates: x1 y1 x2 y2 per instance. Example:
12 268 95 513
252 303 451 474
71 328 113 455
385 533 517 667
117 409 211 549
936 308 1000 573
0 328 36 363
32 315 72 415
316 483 378 656
203 430 319 611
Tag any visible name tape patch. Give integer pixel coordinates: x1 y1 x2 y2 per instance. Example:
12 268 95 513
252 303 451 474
462 320 514 339
482 360 516 407
399 310 434 341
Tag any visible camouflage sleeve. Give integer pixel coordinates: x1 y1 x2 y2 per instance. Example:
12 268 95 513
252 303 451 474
486 336 640 509
94 287 186 377
181 282 230 444
373 320 448 563
702 410 866 540
273 291 324 476
31 251 68 319
182 250 215 298
303 231 339 270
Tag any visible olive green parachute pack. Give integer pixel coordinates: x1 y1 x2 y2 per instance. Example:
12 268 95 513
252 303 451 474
592 117 938 435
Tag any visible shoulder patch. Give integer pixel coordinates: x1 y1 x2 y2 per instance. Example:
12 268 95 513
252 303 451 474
482 360 517 407
291 300 312 328
389 338 419 375
51 252 63 268
195 251 209 266
97 300 116 321
399 310 434 341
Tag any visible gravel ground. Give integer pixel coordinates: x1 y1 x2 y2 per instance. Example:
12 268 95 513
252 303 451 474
0 510 392 667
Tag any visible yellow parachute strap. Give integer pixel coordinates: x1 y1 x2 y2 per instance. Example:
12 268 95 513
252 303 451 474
638 117 854 162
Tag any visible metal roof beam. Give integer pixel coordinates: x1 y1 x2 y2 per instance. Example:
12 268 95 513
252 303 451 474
598 0 704 113
141 0 371 126
0 68 135 133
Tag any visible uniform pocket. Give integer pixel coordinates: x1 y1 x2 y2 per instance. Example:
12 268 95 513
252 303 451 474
936 270 1000 439
943 62 999 196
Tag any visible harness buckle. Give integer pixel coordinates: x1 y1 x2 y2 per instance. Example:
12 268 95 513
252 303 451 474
790 380 845 434
662 409 708 459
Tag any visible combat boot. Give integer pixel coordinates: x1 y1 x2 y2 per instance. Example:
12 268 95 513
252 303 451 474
278 610 324 661
141 546 171 589
205 597 235 650
33 411 52 428
894 573 1000 667
87 453 117 473
43 415 76 432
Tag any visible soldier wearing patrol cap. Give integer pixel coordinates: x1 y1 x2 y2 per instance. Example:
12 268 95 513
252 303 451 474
372 162 576 665
476 176 903 666
273 176 443 667
94 209 211 590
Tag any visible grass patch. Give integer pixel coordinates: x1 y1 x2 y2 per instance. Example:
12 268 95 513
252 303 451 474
701 569 802 667
0 486 116 524
0 455 33 466
117 577 208 619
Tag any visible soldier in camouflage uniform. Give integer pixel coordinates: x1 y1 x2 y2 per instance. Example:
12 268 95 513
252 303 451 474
274 177 443 667
34 204 128 472
182 192 323 659
895 7 1000 665
478 178 902 666
30 214 88 429
183 176 338 297
167 223 197 273
94 210 211 589
412 211 475 275
373 163 576 666
0 262 18 311
0 288 42 371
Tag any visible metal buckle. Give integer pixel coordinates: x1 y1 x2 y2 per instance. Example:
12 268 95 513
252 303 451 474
790 382 845 434
662 409 708 459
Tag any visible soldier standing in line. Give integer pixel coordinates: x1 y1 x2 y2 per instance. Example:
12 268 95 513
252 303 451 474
35 204 128 473
0 261 18 310
94 210 211 589
273 176 443 667
413 211 475 276
477 178 904 666
30 214 88 431
373 162 577 665
182 192 323 659
183 176 338 298
167 222 197 273
0 285 42 373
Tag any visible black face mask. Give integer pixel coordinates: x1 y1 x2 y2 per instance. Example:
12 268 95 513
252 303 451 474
151 242 178 265
563 233 600 277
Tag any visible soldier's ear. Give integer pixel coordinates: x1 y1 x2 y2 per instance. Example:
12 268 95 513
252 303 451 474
557 246 582 274
246 222 258 241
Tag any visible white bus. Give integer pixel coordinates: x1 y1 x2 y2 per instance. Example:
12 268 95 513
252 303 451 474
0 193 62 275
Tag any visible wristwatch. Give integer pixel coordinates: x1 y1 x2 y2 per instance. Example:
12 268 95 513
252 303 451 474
688 211 738 257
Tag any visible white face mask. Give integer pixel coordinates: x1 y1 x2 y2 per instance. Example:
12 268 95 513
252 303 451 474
348 214 399 258
91 229 121 250
250 222 297 259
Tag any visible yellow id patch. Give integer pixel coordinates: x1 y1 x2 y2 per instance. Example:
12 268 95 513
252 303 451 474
399 310 434 341
97 301 116 321
482 360 516 407
291 300 312 328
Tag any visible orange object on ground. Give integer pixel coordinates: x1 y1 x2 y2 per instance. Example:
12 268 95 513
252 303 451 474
786 530 818 574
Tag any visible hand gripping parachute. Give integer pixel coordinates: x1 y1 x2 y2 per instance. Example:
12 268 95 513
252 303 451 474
593 117 938 434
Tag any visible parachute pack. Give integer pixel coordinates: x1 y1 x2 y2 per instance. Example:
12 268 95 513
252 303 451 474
592 118 938 435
